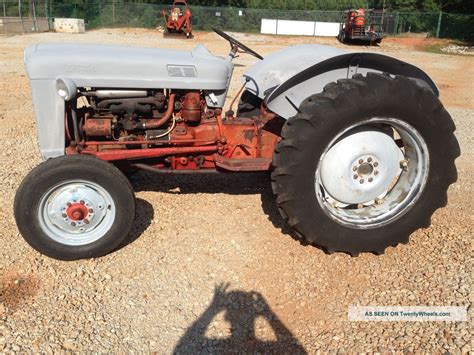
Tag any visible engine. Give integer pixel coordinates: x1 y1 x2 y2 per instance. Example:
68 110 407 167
65 88 282 172
71 89 207 142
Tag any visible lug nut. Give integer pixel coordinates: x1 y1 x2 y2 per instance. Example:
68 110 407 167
80 200 85 205
374 170 379 176
400 160 409 170
84 219 90 224
357 203 364 209
375 197 384 205
353 174 358 180
359 179 364 184
367 157 372 162
88 208 94 213
71 222 76 227
352 166 357 171
62 213 67 218
66 202 71 207
374 162 379 167
358 159 363 164
368 177 373 182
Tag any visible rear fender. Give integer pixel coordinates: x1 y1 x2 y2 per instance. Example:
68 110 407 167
265 52 438 119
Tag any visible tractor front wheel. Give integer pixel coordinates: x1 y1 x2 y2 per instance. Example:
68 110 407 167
338 31 346 43
14 155 136 260
271 73 459 256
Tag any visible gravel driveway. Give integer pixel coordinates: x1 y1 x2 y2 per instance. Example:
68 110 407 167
0 29 472 353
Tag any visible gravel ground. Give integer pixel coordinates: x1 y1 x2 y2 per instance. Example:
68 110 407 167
0 29 472 353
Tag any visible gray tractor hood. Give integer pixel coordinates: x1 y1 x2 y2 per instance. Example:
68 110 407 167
25 43 232 90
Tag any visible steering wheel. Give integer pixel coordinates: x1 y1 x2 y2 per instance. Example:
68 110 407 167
213 28 263 60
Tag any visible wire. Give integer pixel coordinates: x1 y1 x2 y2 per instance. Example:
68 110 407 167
149 114 177 139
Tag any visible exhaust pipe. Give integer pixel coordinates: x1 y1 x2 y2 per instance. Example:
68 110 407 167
82 90 148 99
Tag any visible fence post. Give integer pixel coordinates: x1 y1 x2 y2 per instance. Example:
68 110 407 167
44 0 50 30
98 0 102 27
436 11 442 38
32 0 37 31
18 0 24 34
3 1 7 36
394 12 399 35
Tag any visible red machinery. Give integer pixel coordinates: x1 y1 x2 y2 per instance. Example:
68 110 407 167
338 8 384 44
162 0 193 39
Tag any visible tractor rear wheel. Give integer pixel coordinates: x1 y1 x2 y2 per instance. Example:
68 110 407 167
271 73 459 256
14 155 136 260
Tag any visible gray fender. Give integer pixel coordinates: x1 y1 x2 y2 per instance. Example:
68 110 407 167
264 52 438 119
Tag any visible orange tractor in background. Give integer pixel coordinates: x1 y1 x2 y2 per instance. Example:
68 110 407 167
162 0 193 39
338 8 384 44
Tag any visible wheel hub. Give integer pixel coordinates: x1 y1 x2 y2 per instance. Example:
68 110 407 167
320 129 404 205
357 162 374 176
66 202 90 221
38 180 115 246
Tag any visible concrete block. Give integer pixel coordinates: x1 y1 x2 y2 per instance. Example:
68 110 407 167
54 18 85 33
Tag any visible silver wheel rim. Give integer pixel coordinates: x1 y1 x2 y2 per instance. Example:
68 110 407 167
315 118 429 229
38 180 116 246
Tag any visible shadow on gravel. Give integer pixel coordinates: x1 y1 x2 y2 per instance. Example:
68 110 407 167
130 170 269 195
129 171 315 250
173 283 307 354
130 171 293 236
115 197 154 252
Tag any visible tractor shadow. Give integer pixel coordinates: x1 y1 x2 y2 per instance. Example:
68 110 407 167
340 40 381 47
173 283 307 354
115 197 154 251
130 171 295 237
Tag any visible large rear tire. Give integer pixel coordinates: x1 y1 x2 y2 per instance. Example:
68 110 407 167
271 73 460 256
14 155 136 260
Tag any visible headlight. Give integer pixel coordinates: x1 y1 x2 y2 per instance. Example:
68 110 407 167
56 78 77 101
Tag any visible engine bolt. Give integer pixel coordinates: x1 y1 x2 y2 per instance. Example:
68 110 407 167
353 174 358 180
359 179 364 184
358 159 363 164
374 162 379 167
367 157 373 162
368 177 373 182
71 222 76 227
374 170 379 176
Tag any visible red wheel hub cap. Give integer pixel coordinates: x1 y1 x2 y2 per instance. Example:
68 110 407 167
66 203 89 221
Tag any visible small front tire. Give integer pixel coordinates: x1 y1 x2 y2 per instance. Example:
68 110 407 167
14 155 136 260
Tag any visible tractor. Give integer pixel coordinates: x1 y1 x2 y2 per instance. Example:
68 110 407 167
162 0 193 39
16 29 459 260
338 8 384 44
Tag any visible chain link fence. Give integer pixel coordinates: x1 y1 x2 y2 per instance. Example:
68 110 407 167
1 1 473 40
